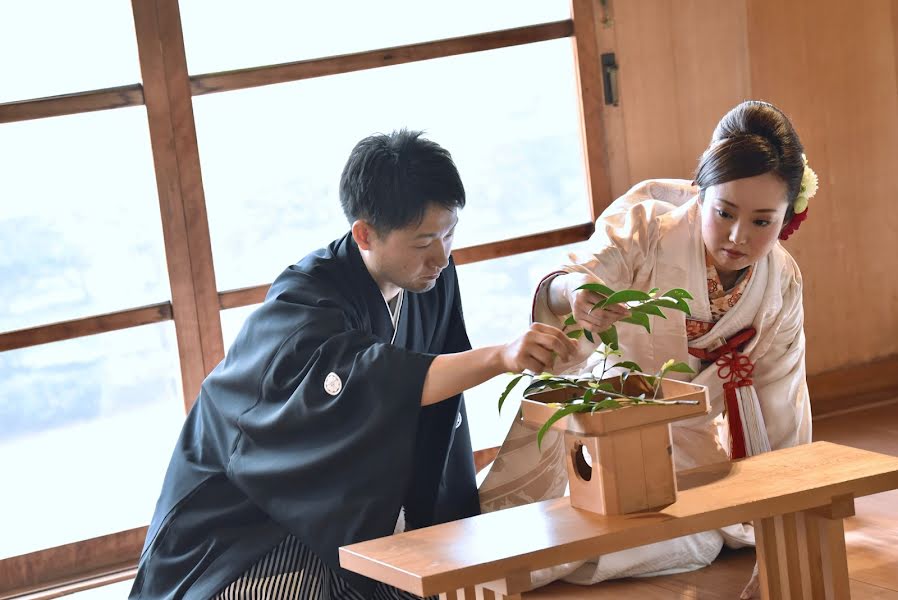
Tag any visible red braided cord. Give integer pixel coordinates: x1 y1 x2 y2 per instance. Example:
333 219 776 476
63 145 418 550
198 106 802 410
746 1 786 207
688 327 758 460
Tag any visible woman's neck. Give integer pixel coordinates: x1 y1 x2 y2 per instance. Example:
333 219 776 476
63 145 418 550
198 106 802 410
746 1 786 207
716 267 746 292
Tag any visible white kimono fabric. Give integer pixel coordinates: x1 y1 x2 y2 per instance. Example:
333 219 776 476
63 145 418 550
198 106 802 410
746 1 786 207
478 179 811 587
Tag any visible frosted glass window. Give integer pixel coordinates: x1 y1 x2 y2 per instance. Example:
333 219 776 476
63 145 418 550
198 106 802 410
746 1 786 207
0 107 169 333
0 0 141 102
0 323 183 558
195 40 588 291
181 0 569 74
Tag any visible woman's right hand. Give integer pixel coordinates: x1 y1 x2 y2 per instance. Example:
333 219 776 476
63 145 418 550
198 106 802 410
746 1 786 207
569 278 630 335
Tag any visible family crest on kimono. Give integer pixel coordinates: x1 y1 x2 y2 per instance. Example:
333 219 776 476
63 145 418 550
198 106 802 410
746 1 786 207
479 100 817 599
129 129 577 600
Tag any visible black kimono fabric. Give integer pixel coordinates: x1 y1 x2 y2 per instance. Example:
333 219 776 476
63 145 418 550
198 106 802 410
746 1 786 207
129 232 480 600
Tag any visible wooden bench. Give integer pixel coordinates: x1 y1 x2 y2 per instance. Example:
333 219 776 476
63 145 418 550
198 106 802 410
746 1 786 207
340 441 898 600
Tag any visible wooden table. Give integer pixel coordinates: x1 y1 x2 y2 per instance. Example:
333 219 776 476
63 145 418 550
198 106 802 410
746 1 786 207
340 441 898 600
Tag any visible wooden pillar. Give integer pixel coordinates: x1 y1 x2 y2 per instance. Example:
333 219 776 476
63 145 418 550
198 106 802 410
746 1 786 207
131 0 224 410
570 0 615 220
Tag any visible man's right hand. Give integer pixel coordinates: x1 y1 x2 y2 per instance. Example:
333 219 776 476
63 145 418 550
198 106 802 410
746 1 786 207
422 323 579 406
499 323 578 374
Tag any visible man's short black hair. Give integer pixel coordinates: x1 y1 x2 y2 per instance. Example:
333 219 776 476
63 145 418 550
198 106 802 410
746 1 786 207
339 129 466 234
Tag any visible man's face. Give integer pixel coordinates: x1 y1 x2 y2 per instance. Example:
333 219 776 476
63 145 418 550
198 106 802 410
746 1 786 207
364 204 458 296
699 172 789 276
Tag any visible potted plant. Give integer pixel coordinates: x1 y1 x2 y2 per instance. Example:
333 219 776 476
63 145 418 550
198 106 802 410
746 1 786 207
498 284 710 515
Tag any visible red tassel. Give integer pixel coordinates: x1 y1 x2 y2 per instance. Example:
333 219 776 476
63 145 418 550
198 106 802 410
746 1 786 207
724 383 747 460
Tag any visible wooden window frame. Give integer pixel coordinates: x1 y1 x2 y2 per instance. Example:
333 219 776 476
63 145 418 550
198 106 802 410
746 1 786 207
0 0 611 597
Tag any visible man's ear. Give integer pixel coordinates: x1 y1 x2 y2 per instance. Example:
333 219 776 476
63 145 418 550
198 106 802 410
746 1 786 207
351 220 376 251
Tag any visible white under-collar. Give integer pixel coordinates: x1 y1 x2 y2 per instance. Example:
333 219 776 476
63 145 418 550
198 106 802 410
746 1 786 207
386 290 404 344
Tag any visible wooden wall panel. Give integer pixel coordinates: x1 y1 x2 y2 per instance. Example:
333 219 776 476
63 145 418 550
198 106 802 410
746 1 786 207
609 0 898 377
613 0 685 182
747 0 898 374
612 0 750 184
667 0 750 176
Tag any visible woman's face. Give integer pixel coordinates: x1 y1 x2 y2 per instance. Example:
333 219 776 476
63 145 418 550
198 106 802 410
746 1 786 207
699 172 790 276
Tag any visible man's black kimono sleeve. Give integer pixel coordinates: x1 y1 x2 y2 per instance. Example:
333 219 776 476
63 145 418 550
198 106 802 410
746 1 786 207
130 235 480 600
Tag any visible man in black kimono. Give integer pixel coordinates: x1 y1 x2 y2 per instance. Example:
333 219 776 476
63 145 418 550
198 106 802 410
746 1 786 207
130 130 576 600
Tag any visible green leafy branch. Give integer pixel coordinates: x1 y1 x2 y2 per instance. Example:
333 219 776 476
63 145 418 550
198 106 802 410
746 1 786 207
497 285 697 449
500 357 696 448
562 284 693 347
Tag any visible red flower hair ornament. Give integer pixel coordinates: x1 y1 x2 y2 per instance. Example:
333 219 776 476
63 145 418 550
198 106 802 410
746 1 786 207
779 154 818 241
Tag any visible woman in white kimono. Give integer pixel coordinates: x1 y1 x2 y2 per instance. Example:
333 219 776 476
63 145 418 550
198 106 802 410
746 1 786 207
479 101 817 598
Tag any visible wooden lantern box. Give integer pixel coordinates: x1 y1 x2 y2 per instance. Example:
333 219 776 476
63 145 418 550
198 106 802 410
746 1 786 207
521 375 709 515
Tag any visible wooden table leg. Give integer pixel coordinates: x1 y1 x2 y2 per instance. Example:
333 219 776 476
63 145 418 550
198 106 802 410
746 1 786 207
803 494 855 600
756 495 854 600
440 588 477 600
780 512 806 599
755 516 785 599
798 509 826 598
474 586 519 600
476 569 530 600
816 516 851 599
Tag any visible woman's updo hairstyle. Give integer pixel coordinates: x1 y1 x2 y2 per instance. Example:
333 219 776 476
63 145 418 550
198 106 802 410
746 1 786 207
694 101 805 220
